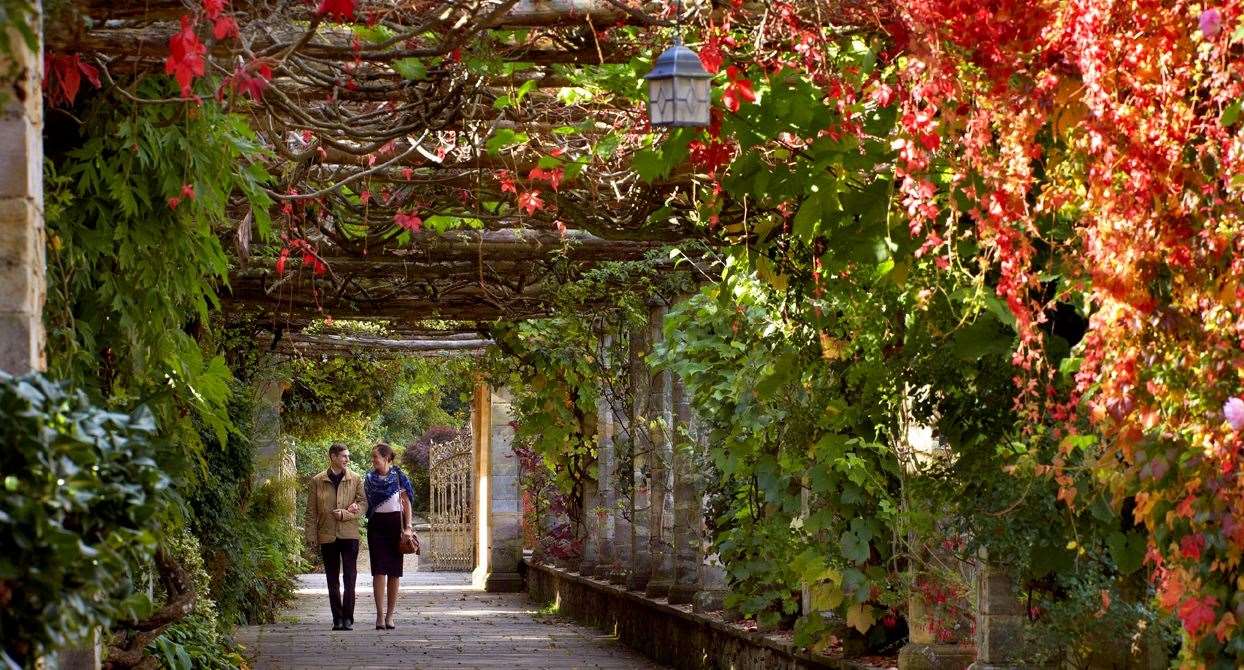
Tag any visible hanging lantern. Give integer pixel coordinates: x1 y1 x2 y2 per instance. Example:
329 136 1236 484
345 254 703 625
643 38 712 128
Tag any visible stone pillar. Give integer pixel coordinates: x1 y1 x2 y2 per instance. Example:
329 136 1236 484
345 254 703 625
692 441 730 612
607 374 633 586
55 632 101 670
250 376 296 525
252 378 285 470
591 336 616 579
667 377 704 605
693 549 729 613
899 589 977 670
645 305 675 599
0 0 45 376
969 561 1024 670
576 405 600 575
483 386 524 592
626 319 652 592
472 382 491 584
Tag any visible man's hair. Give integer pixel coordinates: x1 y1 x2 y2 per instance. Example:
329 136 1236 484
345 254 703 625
328 443 349 457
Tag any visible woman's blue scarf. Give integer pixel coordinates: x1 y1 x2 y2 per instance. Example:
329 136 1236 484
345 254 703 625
363 466 415 521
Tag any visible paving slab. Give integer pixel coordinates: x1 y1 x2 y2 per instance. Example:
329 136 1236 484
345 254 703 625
236 572 666 669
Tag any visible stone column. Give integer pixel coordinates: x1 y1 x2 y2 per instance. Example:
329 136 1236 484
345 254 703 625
607 372 633 586
626 319 652 592
251 376 296 525
0 0 45 376
969 561 1024 670
471 382 491 585
590 335 616 579
645 305 675 598
692 417 730 612
899 562 977 670
576 404 600 575
693 549 729 613
667 377 704 605
252 378 285 472
483 386 524 592
897 391 977 670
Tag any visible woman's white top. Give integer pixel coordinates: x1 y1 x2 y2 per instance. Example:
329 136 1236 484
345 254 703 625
374 490 402 513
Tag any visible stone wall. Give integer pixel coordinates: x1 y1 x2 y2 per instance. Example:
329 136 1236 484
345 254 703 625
526 562 875 670
0 0 45 376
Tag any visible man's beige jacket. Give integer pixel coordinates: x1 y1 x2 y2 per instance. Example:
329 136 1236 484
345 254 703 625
305 469 365 545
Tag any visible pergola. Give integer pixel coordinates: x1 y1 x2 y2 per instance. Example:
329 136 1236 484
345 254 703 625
46 0 728 354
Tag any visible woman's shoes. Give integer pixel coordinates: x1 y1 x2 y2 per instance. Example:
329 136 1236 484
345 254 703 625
385 615 395 630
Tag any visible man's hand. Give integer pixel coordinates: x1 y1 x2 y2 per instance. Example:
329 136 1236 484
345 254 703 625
347 502 360 514
332 508 345 520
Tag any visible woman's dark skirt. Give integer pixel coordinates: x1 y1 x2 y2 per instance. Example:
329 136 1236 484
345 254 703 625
368 511 404 577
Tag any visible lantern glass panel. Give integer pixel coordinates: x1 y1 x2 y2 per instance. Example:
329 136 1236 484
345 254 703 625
673 76 711 127
648 78 675 126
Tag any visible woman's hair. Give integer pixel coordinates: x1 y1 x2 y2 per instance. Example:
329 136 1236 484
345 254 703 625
372 442 396 463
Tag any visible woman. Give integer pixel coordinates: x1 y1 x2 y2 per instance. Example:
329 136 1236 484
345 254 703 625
363 442 416 630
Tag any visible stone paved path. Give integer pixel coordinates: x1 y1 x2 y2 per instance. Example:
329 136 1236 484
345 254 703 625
235 572 666 669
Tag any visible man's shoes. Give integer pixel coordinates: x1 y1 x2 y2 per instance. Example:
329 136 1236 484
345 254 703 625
332 617 344 631
342 618 354 631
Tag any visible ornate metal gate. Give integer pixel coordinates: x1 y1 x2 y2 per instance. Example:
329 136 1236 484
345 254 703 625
427 436 474 571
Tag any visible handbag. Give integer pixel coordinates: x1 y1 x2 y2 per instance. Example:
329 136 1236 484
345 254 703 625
400 529 420 555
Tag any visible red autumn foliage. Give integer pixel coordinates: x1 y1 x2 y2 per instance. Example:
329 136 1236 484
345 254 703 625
165 15 207 97
316 0 355 21
44 53 101 107
394 211 423 232
218 60 272 101
886 0 1244 650
212 15 239 40
722 65 757 112
516 190 544 215
498 170 518 194
527 166 565 192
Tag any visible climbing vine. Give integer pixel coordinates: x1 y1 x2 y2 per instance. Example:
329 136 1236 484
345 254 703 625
8 0 1244 665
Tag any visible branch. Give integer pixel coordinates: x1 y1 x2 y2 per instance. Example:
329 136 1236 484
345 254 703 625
103 547 197 670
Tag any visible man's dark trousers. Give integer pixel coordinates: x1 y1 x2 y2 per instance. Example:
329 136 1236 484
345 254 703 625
321 538 360 624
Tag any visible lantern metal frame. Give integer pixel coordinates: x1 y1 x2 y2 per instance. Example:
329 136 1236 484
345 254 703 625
643 32 712 128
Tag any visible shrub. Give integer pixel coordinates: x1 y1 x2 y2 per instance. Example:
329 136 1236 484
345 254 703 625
187 390 303 626
0 372 168 668
146 531 245 669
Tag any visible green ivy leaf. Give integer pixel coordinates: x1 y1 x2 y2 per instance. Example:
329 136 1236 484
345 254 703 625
1106 530 1147 575
839 530 870 564
392 58 428 81
485 129 529 155
1221 100 1241 127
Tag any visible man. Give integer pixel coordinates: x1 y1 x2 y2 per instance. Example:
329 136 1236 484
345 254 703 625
305 443 365 630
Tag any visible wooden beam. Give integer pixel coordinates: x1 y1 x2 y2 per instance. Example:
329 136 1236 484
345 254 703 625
51 23 632 65
295 229 664 262
71 0 644 28
262 333 494 352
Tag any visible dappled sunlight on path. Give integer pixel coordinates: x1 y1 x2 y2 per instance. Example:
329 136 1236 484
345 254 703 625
235 572 666 669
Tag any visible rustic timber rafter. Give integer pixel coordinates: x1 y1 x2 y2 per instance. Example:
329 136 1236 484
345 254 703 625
50 0 732 348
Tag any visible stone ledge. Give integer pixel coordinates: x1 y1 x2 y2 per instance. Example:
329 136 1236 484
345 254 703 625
526 561 880 670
